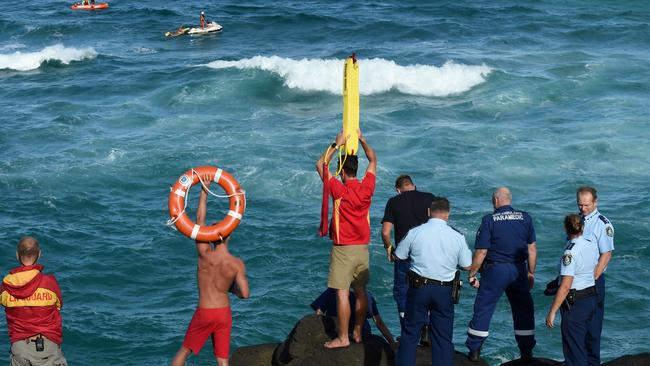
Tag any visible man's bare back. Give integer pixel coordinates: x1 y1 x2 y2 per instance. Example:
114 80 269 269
196 241 248 308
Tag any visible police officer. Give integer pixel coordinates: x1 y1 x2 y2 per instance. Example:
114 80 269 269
381 175 435 327
546 214 599 366
466 187 537 361
394 197 472 366
576 186 613 365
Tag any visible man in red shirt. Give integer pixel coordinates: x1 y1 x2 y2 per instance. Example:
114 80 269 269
316 129 377 349
1 236 67 366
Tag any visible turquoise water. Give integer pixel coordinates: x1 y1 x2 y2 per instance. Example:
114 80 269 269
1 1 649 364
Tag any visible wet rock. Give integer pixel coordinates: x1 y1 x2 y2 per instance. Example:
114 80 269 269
603 353 650 366
272 314 394 366
413 349 489 366
231 343 279 366
500 357 561 366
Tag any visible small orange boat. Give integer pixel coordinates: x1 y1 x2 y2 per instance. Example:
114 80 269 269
71 3 109 11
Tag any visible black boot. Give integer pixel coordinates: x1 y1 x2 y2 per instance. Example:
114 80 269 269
419 325 430 347
468 347 481 362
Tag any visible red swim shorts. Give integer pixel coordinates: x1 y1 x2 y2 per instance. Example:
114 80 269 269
183 307 232 359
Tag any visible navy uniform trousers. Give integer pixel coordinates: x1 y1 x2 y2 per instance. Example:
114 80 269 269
585 275 605 365
466 262 535 353
396 283 454 366
394 259 410 327
561 295 598 366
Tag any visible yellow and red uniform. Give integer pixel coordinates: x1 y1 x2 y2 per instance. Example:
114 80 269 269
325 171 376 245
1 264 63 345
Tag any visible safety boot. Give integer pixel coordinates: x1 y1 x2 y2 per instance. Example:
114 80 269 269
468 346 481 362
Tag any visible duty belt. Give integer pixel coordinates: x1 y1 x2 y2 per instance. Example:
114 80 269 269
408 271 453 287
573 286 597 300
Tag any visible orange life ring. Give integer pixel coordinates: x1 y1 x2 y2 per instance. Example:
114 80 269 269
168 166 245 242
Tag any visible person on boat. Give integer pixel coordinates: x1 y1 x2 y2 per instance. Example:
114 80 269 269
171 173 250 366
200 11 207 29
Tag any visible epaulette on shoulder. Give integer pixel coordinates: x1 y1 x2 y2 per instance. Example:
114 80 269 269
565 242 576 250
450 225 464 236
598 215 610 225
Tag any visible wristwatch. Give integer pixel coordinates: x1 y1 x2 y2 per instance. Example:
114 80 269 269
330 142 338 149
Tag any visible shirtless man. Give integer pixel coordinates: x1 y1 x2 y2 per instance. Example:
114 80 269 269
171 174 250 366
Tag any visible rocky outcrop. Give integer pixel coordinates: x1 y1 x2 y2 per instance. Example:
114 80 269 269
602 353 650 366
230 315 649 366
230 343 279 366
272 314 394 366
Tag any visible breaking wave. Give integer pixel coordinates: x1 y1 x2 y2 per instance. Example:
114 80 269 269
204 55 492 96
0 44 97 71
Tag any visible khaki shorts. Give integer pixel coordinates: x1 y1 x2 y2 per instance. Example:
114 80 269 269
328 244 369 290
11 336 67 366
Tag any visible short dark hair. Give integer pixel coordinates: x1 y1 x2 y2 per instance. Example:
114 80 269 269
395 175 413 189
577 186 597 200
430 197 450 213
564 214 583 236
339 155 358 177
17 236 40 261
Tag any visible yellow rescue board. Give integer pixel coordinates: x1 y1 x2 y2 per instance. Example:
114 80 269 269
342 55 359 156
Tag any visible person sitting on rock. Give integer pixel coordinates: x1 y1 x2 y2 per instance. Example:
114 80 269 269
311 288 395 347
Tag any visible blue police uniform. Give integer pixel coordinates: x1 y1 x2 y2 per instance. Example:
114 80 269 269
395 218 472 366
466 205 536 356
558 236 600 366
581 209 614 365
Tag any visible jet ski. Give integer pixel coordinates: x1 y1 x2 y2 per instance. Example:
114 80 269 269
165 27 189 37
187 22 223 35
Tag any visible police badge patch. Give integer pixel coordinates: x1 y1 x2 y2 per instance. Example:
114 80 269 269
562 253 572 266
606 226 614 237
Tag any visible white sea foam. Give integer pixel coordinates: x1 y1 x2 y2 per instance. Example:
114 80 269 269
204 55 491 96
0 44 97 71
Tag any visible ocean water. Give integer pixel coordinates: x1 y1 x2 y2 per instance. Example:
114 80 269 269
1 0 649 365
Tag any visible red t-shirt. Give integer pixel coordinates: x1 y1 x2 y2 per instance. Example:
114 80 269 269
327 172 376 245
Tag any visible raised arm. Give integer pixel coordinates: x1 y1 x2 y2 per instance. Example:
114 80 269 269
196 173 212 227
316 131 346 180
357 129 376 175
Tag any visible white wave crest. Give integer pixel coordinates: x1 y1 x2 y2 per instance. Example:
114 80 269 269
0 44 97 71
204 56 491 96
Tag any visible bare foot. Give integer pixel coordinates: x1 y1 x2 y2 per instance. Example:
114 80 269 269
352 330 362 343
324 337 350 349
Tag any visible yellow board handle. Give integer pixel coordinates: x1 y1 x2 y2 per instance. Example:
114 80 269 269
342 55 359 155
